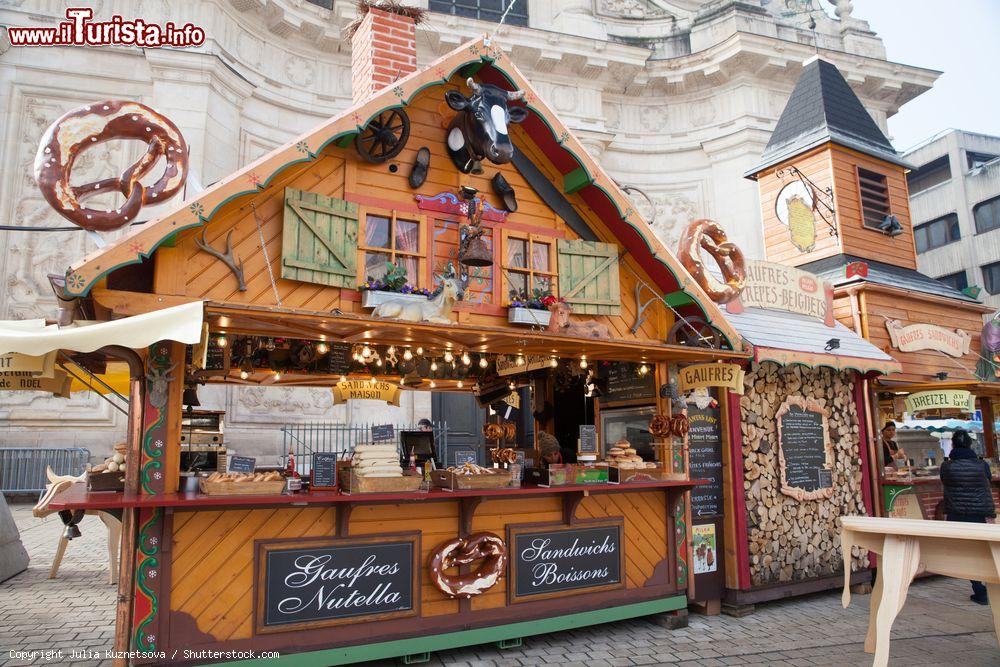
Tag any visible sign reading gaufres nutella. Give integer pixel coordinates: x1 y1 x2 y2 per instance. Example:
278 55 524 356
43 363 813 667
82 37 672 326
727 260 834 326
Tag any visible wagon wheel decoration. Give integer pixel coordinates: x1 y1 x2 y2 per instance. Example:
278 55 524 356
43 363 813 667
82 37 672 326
668 316 722 349
354 108 410 163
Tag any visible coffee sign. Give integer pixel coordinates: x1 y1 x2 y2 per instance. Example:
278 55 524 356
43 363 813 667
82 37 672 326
904 390 975 414
885 320 972 359
678 363 745 396
508 521 623 602
728 260 834 326
256 535 418 633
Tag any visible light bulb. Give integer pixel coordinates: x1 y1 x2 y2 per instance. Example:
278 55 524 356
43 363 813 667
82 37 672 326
416 346 424 355
361 345 372 358
430 380 436 389
400 377 406 385
340 375 347 383
461 352 471 365
509 381 516 390
580 358 588 369
240 370 249 380
457 380 464 388
550 357 558 367
387 345 395 355
216 335 227 348
444 351 454 363
403 349 413 361
479 356 489 369
431 361 438 371
639 363 649 376
516 353 525 366
370 376 377 385
274 371 282 381
316 342 329 355
376 358 383 367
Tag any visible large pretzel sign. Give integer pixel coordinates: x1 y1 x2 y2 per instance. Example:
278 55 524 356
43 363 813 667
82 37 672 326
34 100 188 232
678 219 746 304
429 532 507 598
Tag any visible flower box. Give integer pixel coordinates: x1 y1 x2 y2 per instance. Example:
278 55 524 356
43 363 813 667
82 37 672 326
361 290 429 309
508 307 551 326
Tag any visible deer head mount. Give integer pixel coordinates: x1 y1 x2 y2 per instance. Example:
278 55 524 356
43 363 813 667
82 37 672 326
146 362 177 409
195 229 246 291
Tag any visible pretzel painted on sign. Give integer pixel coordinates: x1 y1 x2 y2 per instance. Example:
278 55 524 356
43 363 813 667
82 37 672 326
678 219 746 304
34 100 188 232
428 532 507 598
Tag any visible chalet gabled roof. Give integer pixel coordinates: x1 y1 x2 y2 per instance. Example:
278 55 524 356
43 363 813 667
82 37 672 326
64 36 745 351
746 56 911 177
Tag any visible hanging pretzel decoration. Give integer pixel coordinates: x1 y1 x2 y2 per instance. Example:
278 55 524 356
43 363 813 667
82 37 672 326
670 414 690 438
678 219 746 304
34 100 188 232
483 423 504 441
649 414 672 438
428 532 507 598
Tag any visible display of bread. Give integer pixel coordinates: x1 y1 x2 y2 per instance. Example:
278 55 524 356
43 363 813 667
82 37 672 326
205 471 282 483
447 461 501 476
352 442 403 478
605 439 647 469
88 442 127 474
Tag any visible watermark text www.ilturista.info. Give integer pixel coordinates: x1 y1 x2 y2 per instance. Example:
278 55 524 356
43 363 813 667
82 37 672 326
6 8 205 48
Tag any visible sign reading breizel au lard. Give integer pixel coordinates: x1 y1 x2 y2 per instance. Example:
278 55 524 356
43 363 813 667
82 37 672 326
904 390 976 414
678 363 746 395
727 260 834 326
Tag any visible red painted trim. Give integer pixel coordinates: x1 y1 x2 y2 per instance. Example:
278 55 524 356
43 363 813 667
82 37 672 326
854 377 874 516
727 390 752 590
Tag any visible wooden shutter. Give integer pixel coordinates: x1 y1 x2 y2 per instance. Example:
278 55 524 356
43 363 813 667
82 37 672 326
557 239 621 315
281 188 358 288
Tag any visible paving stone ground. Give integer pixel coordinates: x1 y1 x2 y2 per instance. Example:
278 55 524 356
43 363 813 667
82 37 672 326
1 501 998 666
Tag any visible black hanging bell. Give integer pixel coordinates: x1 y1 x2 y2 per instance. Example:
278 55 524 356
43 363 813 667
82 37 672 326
458 233 492 267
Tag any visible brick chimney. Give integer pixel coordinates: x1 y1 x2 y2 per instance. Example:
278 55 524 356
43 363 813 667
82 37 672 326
351 5 418 105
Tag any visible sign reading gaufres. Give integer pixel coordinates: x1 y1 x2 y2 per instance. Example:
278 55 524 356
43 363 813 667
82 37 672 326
678 363 746 396
256 535 418 633
508 521 623 603
727 260 834 326
885 320 972 359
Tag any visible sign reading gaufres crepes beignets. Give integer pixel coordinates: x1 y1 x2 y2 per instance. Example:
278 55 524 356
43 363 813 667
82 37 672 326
256 535 418 633
508 521 623 603
727 260 834 326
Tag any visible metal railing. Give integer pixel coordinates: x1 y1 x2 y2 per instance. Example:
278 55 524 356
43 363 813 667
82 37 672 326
0 447 91 495
280 422 448 473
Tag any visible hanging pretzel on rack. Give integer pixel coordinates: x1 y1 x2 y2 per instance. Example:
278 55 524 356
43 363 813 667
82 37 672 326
678 219 746 304
35 100 188 232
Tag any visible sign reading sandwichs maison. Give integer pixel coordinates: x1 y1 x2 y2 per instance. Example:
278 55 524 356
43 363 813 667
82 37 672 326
728 260 834 326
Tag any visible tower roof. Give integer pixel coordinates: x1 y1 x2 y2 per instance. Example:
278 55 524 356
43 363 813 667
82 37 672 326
746 56 911 177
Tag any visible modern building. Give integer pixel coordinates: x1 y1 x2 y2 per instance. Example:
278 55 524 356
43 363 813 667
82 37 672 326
0 0 938 453
905 129 1000 312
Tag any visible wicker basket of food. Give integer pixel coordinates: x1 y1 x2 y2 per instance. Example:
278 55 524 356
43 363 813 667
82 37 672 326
431 463 513 490
199 471 285 495
339 468 423 494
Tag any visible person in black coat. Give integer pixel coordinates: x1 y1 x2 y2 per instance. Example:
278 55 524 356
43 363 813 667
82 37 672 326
940 428 996 604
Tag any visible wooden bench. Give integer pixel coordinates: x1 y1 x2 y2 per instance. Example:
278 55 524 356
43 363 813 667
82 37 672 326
841 516 1000 666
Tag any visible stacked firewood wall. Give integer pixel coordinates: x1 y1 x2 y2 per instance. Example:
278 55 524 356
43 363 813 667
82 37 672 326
739 362 870 586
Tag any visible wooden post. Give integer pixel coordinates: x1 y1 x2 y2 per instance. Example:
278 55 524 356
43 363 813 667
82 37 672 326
982 397 996 458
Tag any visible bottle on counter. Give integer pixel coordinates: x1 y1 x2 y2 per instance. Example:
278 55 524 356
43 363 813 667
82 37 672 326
285 449 302 493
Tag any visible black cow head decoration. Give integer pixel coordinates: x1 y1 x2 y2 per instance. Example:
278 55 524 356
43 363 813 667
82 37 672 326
445 77 528 174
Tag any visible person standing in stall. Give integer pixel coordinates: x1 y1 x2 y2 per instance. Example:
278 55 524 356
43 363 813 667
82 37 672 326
881 422 905 467
941 428 996 605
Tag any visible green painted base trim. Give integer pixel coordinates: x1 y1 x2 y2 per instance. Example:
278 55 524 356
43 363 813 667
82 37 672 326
664 291 695 307
207 596 686 667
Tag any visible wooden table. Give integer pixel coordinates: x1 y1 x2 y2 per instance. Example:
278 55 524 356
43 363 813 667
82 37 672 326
841 516 1000 666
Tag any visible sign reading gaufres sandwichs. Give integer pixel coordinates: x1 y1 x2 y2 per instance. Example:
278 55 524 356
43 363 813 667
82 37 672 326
885 319 972 359
727 260 834 326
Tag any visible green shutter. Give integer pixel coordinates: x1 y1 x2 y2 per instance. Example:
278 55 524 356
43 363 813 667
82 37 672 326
281 188 358 288
557 239 621 315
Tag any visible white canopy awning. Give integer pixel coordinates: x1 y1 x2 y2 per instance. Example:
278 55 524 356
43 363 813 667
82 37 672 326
0 301 204 356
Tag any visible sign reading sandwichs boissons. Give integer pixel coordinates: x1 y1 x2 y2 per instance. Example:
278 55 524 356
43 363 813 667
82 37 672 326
727 260 834 326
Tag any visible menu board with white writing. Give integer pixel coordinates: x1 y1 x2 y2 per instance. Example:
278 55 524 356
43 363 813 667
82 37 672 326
688 400 724 518
777 397 833 500
508 521 624 603
256 535 418 633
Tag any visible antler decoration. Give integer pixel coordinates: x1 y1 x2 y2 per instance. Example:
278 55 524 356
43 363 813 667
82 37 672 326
195 229 246 291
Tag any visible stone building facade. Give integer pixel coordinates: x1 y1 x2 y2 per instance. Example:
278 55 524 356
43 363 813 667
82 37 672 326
0 0 936 456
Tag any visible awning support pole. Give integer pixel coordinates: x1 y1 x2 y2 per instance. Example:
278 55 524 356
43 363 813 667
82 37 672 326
56 358 129 416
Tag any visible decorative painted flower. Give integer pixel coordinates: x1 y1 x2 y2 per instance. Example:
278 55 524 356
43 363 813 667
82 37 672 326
435 67 447 81
154 439 163 449
153 471 162 480
295 140 309 154
247 171 262 187
66 272 85 290
392 85 404 99
352 111 363 127
558 131 569 144
149 537 158 546
148 569 157 578
147 635 156 644
128 241 145 255
189 202 204 217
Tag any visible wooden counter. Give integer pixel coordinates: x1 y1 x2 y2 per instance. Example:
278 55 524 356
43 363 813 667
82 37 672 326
63 481 697 666
882 477 1000 520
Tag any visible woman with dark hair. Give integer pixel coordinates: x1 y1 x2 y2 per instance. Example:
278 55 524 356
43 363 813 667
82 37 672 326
941 428 996 604
881 421 904 467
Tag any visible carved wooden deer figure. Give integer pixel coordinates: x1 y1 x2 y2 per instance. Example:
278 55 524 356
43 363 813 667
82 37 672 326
372 274 465 324
33 467 121 585
546 300 611 339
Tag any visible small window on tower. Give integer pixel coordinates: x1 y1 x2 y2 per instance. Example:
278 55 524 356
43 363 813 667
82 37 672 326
857 167 891 231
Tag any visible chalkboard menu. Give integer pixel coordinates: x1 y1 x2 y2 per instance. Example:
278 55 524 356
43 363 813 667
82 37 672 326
603 363 656 403
371 424 394 442
205 338 228 372
311 452 339 489
509 522 623 601
777 398 832 497
229 456 255 473
688 400 724 518
578 425 598 455
326 343 353 375
257 536 417 632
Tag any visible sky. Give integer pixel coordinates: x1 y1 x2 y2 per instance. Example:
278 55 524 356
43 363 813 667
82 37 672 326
856 0 1000 152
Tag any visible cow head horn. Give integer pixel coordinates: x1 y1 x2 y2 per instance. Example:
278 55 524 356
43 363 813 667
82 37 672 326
506 89 525 101
466 77 482 95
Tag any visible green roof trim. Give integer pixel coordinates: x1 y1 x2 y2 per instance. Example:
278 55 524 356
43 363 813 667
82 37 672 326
563 167 593 195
